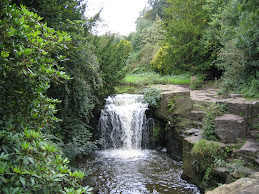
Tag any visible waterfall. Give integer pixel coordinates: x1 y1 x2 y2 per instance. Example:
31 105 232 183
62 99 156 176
99 94 149 149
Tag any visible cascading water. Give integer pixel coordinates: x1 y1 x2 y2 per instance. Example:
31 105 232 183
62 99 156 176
79 94 200 193
99 94 149 149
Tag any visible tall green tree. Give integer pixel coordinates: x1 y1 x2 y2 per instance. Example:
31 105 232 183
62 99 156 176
92 34 132 97
162 0 209 74
145 0 168 21
12 0 104 159
128 15 165 73
209 0 259 96
0 2 92 192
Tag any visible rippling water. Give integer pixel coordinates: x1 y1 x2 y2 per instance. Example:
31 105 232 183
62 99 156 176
79 149 200 194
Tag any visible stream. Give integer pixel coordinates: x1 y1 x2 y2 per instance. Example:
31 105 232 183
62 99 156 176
80 94 200 193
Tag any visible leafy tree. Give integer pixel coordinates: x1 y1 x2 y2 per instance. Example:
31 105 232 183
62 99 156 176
150 45 171 75
0 2 91 192
47 19 102 160
213 0 259 96
128 16 165 73
12 0 86 29
145 0 168 21
92 34 132 96
130 17 153 52
162 0 209 74
13 0 104 159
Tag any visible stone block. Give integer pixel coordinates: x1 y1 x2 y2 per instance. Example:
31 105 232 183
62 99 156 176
189 110 204 121
214 114 248 143
155 85 191 119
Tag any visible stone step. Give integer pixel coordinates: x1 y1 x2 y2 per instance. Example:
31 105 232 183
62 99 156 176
189 110 204 121
214 114 248 143
191 97 259 126
235 139 259 166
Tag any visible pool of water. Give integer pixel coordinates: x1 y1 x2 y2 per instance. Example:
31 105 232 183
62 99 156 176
79 149 200 194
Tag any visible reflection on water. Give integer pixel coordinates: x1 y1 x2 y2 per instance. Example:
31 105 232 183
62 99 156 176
79 149 200 194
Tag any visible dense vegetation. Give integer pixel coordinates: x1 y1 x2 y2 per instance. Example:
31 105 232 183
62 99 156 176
128 0 258 97
0 0 131 192
0 0 258 192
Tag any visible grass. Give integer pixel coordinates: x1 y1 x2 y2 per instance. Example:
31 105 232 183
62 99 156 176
122 72 191 86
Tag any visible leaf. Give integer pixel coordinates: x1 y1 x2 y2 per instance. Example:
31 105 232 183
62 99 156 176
30 177 35 186
19 176 26 186
0 176 8 183
12 187 21 194
28 156 34 164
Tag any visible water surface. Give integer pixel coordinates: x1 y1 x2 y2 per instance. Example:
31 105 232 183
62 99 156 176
80 149 200 194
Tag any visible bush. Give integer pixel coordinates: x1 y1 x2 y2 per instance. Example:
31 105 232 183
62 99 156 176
0 129 92 193
196 103 226 140
140 86 162 108
189 75 205 90
192 139 222 189
0 3 91 193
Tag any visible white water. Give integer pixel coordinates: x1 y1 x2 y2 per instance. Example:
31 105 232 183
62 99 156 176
81 94 200 193
99 94 149 149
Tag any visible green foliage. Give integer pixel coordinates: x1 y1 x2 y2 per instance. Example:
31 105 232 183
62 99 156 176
150 45 172 75
140 86 162 108
207 0 259 97
163 0 211 74
146 0 168 21
192 139 221 160
12 0 88 31
92 34 132 96
189 75 206 90
192 139 222 189
17 0 104 161
123 72 190 86
128 16 166 74
0 3 70 132
196 103 226 140
0 3 91 192
167 98 175 113
0 129 92 193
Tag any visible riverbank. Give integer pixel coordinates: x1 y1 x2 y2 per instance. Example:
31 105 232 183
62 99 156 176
153 84 259 193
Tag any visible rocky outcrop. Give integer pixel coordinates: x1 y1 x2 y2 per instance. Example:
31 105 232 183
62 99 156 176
206 172 259 194
154 84 259 192
236 139 259 166
155 85 192 119
191 89 259 126
182 135 203 186
214 114 249 143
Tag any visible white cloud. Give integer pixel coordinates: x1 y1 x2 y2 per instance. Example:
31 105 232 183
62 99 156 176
85 0 148 35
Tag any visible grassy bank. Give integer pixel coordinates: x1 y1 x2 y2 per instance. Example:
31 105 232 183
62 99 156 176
115 72 190 94
122 72 191 86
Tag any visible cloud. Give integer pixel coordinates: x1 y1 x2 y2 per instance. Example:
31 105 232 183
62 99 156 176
86 0 148 35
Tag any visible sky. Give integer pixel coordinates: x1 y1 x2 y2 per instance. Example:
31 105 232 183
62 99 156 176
85 0 149 35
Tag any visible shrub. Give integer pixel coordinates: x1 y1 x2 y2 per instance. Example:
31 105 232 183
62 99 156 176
189 75 205 90
140 86 162 108
0 129 93 193
196 103 226 140
192 139 222 189
0 3 91 192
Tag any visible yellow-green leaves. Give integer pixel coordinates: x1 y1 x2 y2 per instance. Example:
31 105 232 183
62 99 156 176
1 50 9 58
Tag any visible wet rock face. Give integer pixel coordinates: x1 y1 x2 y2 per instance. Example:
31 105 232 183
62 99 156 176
214 114 249 143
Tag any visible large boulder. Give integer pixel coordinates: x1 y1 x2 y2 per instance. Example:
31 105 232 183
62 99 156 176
155 85 192 119
214 114 248 143
236 139 259 166
206 172 259 194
